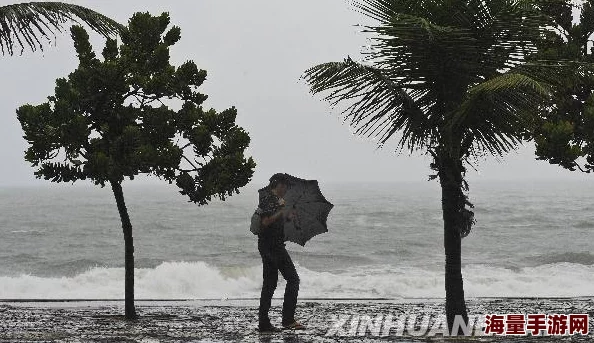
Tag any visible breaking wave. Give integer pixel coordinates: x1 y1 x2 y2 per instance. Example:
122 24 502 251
1 260 593 300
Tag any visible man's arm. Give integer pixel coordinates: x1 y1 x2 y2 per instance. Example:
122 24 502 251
261 207 297 227
261 208 286 227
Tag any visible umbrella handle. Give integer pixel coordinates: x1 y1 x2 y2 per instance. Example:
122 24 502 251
293 209 301 230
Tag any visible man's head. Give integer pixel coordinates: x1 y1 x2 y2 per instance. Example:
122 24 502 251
269 173 289 197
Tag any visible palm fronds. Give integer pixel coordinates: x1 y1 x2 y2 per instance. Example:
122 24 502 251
304 0 555 160
0 2 123 55
452 72 553 157
303 57 435 152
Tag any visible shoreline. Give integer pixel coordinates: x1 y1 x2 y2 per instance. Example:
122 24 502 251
1 298 592 342
2 295 593 304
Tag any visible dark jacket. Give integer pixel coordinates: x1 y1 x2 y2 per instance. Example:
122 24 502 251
258 187 285 247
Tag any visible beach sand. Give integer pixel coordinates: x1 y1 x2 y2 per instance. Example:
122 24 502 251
1 298 592 342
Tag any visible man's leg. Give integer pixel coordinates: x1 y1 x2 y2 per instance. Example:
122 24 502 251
258 247 278 328
276 247 300 326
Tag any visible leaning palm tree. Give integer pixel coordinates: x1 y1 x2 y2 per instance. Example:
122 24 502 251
1 2 122 55
303 0 558 332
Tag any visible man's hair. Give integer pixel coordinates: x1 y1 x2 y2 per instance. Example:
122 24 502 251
269 173 289 188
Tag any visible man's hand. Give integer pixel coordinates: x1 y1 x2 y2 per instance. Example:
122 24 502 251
285 209 297 221
278 198 286 207
262 207 288 227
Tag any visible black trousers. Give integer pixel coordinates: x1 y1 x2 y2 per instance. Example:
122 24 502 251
258 240 300 327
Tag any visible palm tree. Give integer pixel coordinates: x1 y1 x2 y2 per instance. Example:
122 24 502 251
1 2 122 55
303 0 557 332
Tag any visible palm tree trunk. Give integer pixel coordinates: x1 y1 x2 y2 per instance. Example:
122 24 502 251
437 154 469 333
110 179 137 320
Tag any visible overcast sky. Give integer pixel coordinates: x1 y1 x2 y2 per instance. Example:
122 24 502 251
0 0 591 187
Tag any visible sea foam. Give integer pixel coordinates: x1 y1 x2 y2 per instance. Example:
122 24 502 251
1 260 592 299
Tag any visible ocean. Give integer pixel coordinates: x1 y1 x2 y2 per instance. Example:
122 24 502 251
0 180 593 300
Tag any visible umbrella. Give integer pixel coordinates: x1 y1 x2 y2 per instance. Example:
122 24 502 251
260 173 334 246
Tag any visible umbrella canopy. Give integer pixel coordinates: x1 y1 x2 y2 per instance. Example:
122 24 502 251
259 173 333 246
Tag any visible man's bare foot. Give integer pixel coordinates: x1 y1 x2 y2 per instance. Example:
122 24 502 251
282 321 306 330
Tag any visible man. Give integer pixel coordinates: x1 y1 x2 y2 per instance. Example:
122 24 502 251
257 173 305 332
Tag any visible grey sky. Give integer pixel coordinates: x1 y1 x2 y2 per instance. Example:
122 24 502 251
0 0 590 187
